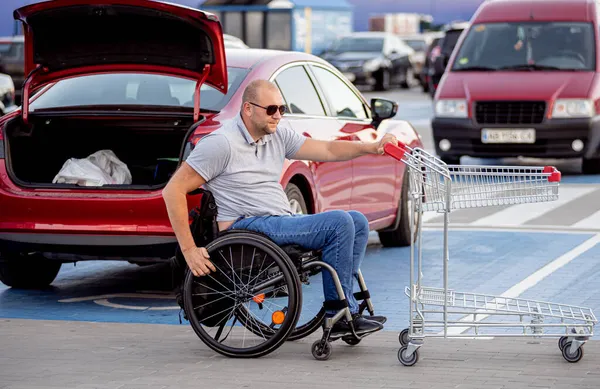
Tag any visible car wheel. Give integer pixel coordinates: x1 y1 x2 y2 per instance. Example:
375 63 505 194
378 168 419 247
375 69 390 91
401 68 416 89
441 156 461 165
582 157 600 174
0 253 62 289
286 183 308 215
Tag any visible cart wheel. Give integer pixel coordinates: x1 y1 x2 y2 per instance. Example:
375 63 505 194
343 336 361 346
398 345 419 366
399 328 409 346
558 336 568 351
311 340 332 361
562 341 584 363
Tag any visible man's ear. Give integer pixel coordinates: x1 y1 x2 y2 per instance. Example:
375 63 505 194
242 101 251 117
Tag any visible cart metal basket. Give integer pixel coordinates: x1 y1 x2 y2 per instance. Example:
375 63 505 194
383 143 597 366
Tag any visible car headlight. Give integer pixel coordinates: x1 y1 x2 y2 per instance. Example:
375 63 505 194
551 99 594 118
435 99 468 118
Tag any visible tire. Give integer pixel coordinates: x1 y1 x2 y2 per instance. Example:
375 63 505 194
183 232 302 358
401 68 415 89
378 168 419 247
441 156 461 165
375 69 390 91
0 254 61 289
582 157 600 175
285 183 308 215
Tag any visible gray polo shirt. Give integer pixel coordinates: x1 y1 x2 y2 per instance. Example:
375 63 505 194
185 114 307 222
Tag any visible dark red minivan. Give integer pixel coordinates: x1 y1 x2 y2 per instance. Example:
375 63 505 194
431 0 600 174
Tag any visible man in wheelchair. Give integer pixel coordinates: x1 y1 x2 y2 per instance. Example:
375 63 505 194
162 79 398 358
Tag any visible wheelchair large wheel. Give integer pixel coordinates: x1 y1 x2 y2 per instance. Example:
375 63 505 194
232 239 326 342
182 232 302 358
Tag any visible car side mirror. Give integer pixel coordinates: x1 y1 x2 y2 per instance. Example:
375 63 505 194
371 98 398 125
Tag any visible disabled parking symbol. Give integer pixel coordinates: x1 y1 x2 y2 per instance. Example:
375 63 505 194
58 291 180 310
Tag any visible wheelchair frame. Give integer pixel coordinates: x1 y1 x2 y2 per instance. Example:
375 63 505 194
176 189 380 360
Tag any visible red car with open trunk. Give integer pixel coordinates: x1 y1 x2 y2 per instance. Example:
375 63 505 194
0 0 422 289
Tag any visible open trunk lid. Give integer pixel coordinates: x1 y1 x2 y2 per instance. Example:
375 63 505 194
13 0 228 122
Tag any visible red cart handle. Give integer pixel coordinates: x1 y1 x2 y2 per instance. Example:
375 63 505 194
543 166 561 182
384 142 407 161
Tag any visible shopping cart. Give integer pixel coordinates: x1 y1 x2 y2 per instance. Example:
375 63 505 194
383 143 598 366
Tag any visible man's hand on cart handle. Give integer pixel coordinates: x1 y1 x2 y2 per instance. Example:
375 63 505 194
383 141 406 161
377 133 399 155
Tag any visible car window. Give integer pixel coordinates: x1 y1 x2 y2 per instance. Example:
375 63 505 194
29 67 249 112
310 65 368 120
451 22 595 71
0 41 23 60
441 30 463 55
274 65 326 116
329 37 384 53
404 39 428 52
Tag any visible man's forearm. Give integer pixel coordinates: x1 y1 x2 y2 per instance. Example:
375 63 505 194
162 187 196 252
326 140 377 161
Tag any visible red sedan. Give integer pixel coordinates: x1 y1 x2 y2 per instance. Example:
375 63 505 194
0 0 423 289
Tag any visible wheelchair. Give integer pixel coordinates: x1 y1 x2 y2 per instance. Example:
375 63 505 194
173 189 381 360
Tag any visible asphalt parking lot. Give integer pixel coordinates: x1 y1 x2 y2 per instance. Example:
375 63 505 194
1 87 600 388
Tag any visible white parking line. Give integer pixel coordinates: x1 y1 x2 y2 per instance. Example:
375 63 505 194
439 233 600 336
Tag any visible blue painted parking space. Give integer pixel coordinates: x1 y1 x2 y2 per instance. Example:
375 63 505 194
1 230 598 339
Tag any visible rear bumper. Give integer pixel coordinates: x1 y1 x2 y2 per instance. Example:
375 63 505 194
431 117 600 160
0 233 177 261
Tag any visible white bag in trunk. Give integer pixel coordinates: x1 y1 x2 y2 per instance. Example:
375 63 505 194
52 150 132 186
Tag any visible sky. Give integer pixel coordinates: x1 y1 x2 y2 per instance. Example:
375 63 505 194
0 0 486 37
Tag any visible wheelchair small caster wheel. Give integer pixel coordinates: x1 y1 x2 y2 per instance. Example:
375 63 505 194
399 328 409 346
558 336 568 351
398 345 419 366
312 340 332 361
343 336 361 346
562 341 584 363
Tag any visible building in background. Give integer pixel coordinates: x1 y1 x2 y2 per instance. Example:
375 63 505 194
198 0 353 55
0 0 485 44
347 0 485 32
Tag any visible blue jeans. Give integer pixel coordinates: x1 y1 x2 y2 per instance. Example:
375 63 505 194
229 210 370 315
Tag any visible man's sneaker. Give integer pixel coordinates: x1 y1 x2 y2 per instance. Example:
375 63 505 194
361 314 387 325
327 314 383 338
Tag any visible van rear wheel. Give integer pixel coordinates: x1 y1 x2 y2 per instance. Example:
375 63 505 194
0 253 62 288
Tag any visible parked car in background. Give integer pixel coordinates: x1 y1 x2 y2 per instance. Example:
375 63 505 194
428 22 468 98
431 0 600 174
0 35 24 105
420 36 442 93
0 0 422 289
320 32 416 91
223 33 249 49
401 32 443 92
0 73 17 115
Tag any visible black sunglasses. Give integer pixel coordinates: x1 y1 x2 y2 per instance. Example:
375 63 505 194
249 102 287 116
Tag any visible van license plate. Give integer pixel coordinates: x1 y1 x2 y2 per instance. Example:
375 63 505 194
481 129 536 144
